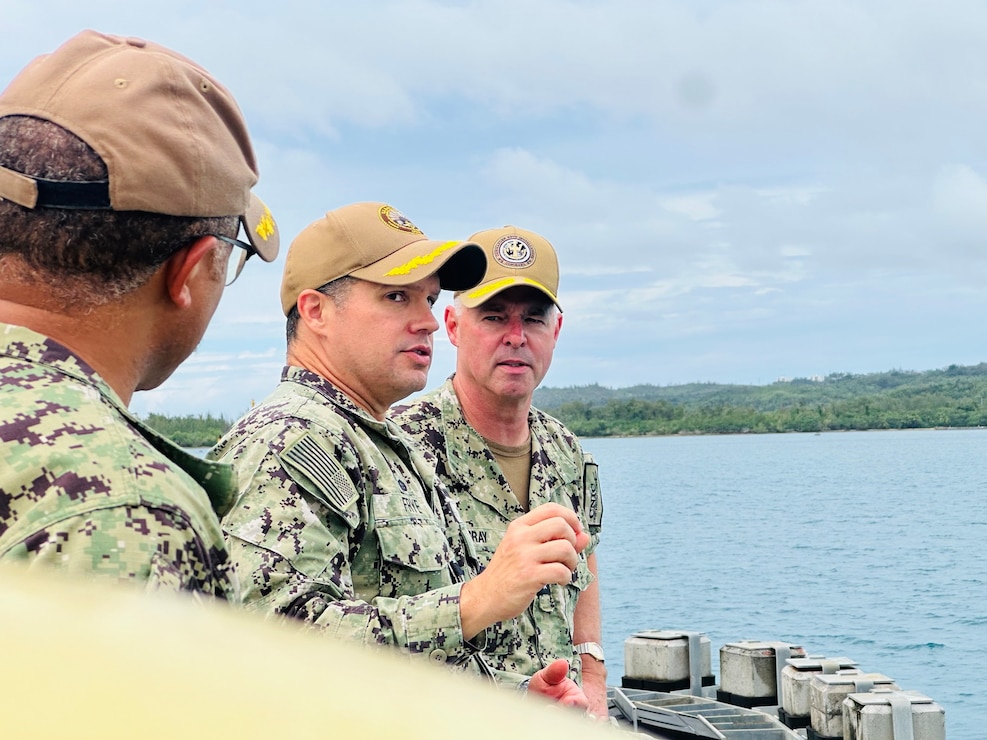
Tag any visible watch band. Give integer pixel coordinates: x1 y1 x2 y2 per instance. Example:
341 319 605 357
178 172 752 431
574 641 605 662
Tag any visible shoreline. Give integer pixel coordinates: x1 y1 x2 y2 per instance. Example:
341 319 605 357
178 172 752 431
580 425 987 440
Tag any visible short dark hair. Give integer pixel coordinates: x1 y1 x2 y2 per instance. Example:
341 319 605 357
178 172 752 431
285 275 356 346
0 116 237 302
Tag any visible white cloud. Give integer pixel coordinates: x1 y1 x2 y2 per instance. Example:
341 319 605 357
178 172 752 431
4 0 987 415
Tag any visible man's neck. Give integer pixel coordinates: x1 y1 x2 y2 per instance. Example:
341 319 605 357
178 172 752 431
0 293 147 406
452 375 531 447
287 342 389 421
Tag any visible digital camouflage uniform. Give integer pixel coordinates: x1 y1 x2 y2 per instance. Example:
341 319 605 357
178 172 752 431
212 365 497 673
392 377 603 683
0 323 237 598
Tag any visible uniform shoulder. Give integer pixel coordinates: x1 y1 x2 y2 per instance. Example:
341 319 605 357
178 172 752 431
390 388 444 431
212 387 356 459
0 428 222 557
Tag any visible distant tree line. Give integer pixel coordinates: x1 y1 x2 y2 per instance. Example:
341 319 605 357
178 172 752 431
546 393 987 437
143 413 232 448
536 364 987 437
144 363 987 444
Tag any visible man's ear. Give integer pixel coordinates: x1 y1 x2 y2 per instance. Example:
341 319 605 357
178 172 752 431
164 236 217 309
296 289 330 331
444 303 460 347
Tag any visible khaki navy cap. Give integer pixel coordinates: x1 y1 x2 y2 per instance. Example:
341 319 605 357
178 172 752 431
0 30 279 261
457 225 561 311
280 202 487 315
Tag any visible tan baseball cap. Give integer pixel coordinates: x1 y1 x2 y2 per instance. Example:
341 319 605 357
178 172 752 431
0 30 279 261
280 202 487 315
457 225 562 311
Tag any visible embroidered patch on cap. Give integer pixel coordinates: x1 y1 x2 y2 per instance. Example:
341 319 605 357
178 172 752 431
493 235 535 268
379 204 424 235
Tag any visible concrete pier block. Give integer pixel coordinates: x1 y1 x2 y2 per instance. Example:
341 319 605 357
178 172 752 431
718 640 806 705
809 672 898 737
843 690 945 740
780 656 857 722
622 630 713 693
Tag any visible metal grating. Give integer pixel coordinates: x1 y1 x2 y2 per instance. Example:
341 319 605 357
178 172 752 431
609 687 803 739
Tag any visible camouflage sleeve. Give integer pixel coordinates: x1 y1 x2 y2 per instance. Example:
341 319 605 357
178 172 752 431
2 505 234 598
227 535 469 659
223 432 474 664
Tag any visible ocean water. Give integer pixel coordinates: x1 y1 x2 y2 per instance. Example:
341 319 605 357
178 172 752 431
589 428 985 740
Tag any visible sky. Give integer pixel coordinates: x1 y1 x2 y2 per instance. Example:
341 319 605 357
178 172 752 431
4 0 987 419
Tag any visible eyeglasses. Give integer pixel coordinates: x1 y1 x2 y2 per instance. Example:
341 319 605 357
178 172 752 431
208 234 256 286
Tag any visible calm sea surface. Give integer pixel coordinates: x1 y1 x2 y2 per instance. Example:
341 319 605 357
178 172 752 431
194 428 982 736
588 428 984 740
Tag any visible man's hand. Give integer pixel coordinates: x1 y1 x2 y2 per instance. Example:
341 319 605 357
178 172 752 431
459 503 591 638
527 659 590 710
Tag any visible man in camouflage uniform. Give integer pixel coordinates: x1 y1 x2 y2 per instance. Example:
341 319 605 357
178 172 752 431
214 203 590 705
0 31 279 596
393 226 607 716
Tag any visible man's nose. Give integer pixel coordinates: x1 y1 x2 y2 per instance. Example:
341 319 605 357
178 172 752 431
503 316 526 346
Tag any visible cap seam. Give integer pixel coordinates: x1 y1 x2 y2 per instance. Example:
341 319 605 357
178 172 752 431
164 52 206 214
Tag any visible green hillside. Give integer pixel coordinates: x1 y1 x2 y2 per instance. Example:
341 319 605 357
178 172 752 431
534 363 987 436
144 363 987 443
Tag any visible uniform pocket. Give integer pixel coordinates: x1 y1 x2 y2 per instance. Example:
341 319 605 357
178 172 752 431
374 517 449 573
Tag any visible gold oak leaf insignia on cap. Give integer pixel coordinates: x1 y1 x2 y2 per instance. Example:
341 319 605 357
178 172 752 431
256 207 276 240
385 241 460 277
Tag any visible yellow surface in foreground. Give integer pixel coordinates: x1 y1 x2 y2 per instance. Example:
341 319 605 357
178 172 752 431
0 564 619 739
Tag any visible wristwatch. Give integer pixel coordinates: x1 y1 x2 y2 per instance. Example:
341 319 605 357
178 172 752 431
574 641 605 663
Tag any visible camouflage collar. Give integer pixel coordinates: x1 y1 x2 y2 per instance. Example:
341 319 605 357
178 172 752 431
0 322 236 515
1 322 116 401
282 364 390 431
435 377 578 512
280 362 442 511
